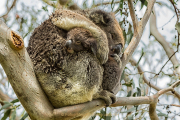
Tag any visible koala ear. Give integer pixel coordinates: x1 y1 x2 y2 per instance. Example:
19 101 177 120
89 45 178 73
84 38 97 56
89 10 112 25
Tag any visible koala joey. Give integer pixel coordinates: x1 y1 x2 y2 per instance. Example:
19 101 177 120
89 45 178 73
74 9 125 94
65 27 123 106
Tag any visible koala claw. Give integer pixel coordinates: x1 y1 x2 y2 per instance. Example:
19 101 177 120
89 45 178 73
112 54 121 66
98 53 108 65
95 90 117 107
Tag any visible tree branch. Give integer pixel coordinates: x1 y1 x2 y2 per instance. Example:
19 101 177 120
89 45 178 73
150 8 180 74
0 0 17 18
129 58 180 101
0 19 54 120
1 17 179 120
149 80 180 120
122 0 156 70
0 18 154 120
128 0 138 34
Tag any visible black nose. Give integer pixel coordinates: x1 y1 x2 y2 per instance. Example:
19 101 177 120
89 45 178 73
112 44 122 55
65 40 72 48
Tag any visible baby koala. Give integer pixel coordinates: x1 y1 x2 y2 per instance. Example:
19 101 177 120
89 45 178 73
65 27 97 55
66 27 122 106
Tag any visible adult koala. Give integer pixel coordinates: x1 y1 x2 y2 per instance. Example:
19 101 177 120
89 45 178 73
27 9 124 120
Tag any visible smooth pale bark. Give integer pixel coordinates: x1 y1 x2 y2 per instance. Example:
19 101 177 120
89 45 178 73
0 20 54 120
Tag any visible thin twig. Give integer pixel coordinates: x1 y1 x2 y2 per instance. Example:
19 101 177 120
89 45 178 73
0 0 17 18
157 50 178 75
128 0 138 33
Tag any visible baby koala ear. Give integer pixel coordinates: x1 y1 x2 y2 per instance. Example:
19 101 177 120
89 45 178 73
84 38 97 56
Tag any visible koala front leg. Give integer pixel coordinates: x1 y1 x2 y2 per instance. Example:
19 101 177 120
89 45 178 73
93 90 116 106
51 9 109 64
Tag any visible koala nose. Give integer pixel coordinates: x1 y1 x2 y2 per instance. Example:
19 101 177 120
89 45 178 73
65 40 72 48
112 44 122 55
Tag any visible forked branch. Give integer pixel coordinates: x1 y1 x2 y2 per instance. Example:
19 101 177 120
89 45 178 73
149 80 180 120
122 0 156 69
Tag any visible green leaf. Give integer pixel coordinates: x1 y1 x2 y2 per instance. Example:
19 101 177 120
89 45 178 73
127 90 132 97
111 0 115 10
175 22 180 34
0 103 11 111
20 112 29 120
140 0 148 9
121 107 136 113
10 110 16 120
133 92 136 97
2 109 11 120
136 48 144 68
137 87 141 96
122 82 132 87
123 30 127 42
11 99 19 104
42 6 48 12
127 115 133 120
157 113 168 117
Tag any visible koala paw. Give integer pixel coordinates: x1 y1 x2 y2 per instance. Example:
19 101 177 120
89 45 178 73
94 90 116 107
111 54 122 66
96 45 109 65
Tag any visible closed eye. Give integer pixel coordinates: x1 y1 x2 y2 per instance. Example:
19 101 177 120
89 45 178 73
75 41 81 45
111 33 115 39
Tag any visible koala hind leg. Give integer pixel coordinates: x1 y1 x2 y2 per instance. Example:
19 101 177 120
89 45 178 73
93 90 116 106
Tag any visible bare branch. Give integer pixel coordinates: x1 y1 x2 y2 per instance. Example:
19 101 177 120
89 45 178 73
169 0 180 23
128 0 138 34
150 8 180 74
129 58 162 91
171 104 180 107
129 58 180 101
122 0 156 69
149 80 180 119
0 0 17 18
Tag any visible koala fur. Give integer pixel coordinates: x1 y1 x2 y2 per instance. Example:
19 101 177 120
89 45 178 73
27 10 108 110
66 27 97 55
65 27 118 106
73 9 125 94
27 9 124 120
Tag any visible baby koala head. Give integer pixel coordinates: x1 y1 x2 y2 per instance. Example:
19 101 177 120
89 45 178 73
110 43 123 57
66 27 97 55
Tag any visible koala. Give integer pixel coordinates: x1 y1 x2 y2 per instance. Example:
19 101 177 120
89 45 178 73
27 9 124 119
102 44 122 94
27 9 110 120
74 9 125 94
65 27 118 105
65 27 97 55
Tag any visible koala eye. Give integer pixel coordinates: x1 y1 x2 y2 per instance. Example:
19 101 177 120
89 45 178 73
111 33 116 40
75 41 81 45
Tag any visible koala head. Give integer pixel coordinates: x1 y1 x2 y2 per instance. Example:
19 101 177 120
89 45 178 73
89 10 124 55
66 27 97 55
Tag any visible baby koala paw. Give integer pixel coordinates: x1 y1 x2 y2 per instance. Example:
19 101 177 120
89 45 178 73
111 54 122 67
